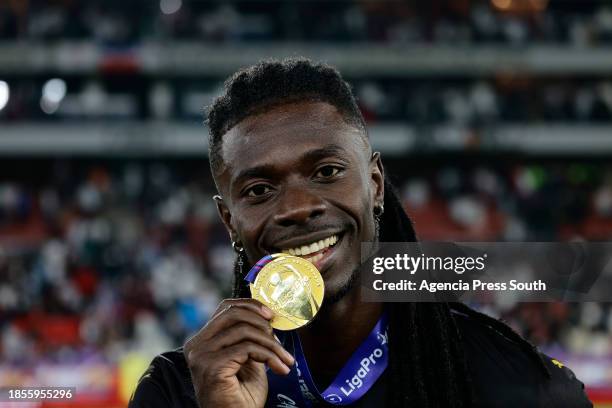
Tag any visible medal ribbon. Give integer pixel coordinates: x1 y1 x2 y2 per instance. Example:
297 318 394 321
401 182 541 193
265 316 389 407
292 313 388 406
244 254 280 284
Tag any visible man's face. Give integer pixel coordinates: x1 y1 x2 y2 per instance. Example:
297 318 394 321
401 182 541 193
214 101 384 299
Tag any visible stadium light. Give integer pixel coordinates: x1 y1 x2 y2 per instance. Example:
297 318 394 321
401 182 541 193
0 81 9 112
160 0 182 15
491 0 512 10
41 78 67 114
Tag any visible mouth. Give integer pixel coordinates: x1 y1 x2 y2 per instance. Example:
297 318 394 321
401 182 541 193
273 232 344 271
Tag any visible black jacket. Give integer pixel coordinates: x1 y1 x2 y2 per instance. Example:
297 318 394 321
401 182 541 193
129 311 592 408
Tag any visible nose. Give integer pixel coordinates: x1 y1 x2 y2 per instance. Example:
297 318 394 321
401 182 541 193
272 186 326 227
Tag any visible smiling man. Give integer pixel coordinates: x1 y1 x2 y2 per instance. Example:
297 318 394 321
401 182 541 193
129 58 591 408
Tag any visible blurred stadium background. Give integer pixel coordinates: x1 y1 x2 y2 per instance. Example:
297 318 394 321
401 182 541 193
1 0 612 406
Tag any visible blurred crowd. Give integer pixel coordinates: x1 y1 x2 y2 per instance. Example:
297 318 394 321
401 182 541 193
1 159 611 367
355 77 612 124
0 161 228 365
2 0 612 46
3 76 612 124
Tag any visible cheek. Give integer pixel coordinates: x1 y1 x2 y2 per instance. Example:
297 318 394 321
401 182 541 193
358 197 376 240
329 173 375 238
232 208 267 258
353 171 377 239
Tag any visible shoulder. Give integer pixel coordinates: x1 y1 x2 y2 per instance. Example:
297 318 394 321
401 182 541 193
128 347 198 408
453 309 592 408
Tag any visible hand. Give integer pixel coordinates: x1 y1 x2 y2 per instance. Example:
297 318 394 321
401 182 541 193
184 299 295 408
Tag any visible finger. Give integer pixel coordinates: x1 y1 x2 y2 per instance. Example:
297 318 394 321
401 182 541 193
219 341 291 376
203 306 274 340
212 298 273 320
209 323 294 367
184 306 273 353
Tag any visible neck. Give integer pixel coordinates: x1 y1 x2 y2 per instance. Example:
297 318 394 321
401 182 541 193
297 285 383 384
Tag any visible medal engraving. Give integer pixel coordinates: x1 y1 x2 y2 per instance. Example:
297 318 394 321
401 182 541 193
250 254 324 330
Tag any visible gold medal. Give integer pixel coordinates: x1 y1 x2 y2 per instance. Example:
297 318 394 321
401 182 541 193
249 254 324 330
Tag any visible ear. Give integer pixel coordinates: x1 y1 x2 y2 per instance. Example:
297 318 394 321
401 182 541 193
213 195 238 243
370 151 385 208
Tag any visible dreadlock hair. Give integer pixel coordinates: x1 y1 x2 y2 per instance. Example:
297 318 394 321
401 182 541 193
207 58 550 408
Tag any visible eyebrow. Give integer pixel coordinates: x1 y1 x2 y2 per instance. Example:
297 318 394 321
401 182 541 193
234 165 275 187
233 144 348 186
300 144 348 164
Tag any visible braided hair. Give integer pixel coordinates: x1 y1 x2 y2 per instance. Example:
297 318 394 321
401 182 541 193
210 58 550 407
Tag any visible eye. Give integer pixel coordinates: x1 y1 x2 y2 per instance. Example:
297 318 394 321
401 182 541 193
315 165 342 179
246 184 272 197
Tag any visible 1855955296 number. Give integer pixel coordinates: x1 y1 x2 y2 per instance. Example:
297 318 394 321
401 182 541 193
1 387 75 401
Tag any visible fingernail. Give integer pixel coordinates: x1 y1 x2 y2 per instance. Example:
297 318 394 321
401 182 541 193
261 305 273 319
283 364 291 375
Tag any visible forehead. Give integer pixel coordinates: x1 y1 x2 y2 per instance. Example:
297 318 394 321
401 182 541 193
219 101 368 183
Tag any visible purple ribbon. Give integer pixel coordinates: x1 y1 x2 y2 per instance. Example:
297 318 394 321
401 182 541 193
266 315 389 407
244 254 277 283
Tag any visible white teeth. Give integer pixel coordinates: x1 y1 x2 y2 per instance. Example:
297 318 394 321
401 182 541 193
306 253 323 263
282 234 339 256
